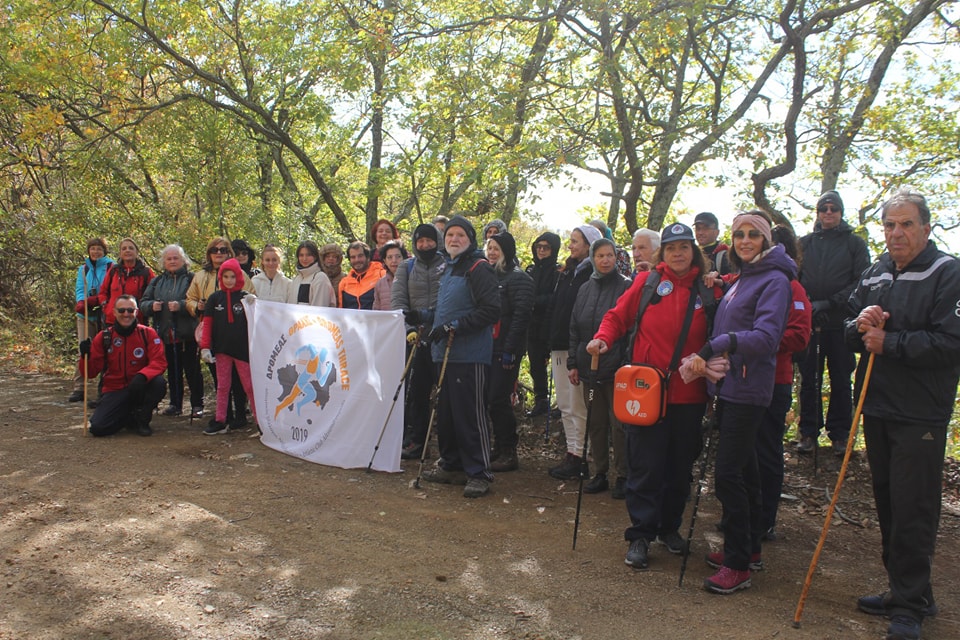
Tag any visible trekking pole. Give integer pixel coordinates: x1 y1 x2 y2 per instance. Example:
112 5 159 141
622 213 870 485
413 331 455 489
572 353 599 551
545 356 553 443
813 327 821 475
793 341 879 628
367 329 421 472
82 271 90 436
679 401 718 586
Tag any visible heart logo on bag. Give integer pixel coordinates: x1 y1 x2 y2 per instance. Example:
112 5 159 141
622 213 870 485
626 400 641 416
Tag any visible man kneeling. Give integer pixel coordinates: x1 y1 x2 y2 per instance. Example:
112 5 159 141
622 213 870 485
80 295 167 436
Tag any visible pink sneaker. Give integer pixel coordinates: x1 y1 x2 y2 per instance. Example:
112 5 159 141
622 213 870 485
705 550 763 571
704 566 752 594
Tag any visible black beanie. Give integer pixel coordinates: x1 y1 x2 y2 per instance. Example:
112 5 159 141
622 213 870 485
444 215 477 249
816 190 844 213
412 223 439 245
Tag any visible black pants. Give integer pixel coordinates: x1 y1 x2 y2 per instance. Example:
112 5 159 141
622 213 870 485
404 344 435 446
89 376 167 436
756 383 792 532
164 340 204 410
799 327 854 441
623 403 704 542
435 362 492 481
714 400 764 571
863 415 944 620
526 324 550 402
488 357 520 451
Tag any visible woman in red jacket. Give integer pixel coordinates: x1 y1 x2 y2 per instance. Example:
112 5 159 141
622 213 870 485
588 223 722 570
101 238 155 325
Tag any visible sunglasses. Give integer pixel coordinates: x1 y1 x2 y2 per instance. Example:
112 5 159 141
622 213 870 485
535 244 552 251
115 307 136 314
732 229 764 240
818 205 840 213
211 247 231 254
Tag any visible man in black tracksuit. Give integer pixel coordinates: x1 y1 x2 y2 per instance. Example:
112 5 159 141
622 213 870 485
797 190 870 454
845 190 960 640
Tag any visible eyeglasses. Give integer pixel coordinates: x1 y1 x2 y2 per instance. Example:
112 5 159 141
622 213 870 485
211 247 231 254
732 229 764 240
818 205 840 213
238 249 249 255
115 307 136 314
535 244 551 251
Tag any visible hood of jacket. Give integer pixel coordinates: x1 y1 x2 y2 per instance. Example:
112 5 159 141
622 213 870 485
217 258 245 292
531 232 561 267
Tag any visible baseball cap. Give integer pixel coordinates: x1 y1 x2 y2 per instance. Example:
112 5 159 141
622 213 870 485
661 223 696 244
694 212 719 227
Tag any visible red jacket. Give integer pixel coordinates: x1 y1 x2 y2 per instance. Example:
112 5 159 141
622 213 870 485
82 323 167 393
594 264 722 405
101 260 155 325
776 279 812 384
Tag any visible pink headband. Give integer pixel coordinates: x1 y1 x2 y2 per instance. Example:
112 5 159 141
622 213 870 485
731 213 772 246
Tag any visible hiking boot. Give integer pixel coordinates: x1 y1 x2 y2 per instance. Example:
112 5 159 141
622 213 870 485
204 420 229 435
190 406 204 419
705 551 763 571
548 408 561 420
858 592 938 618
136 423 153 437
229 416 249 431
401 442 424 460
832 439 847 457
611 476 626 500
548 453 584 480
583 473 609 493
886 615 921 640
162 405 181 417
490 448 519 472
761 527 778 542
704 566 751 594
68 390 84 402
463 478 490 498
797 435 816 454
421 464 467 485
526 399 549 418
624 539 648 569
656 531 688 555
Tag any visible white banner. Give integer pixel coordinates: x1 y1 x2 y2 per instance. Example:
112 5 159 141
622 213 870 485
244 298 404 472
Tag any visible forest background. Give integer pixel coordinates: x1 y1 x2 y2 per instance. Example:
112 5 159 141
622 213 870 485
1 0 958 392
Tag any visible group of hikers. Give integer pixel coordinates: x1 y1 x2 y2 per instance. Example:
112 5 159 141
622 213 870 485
69 190 959 640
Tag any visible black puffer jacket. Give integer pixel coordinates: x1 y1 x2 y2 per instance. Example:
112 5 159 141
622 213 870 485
568 264 631 383
490 233 534 358
526 232 561 332
799 220 870 327
548 256 593 350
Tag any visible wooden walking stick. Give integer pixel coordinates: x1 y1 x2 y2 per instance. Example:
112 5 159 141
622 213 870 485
792 343 880 627
82 272 90 436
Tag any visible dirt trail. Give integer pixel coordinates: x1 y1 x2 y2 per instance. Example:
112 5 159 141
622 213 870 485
1 371 958 639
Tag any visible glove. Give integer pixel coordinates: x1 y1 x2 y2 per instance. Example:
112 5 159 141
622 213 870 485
75 300 86 314
127 373 148 395
403 309 421 325
406 330 419 344
201 349 216 364
501 353 516 368
79 338 92 357
811 301 831 326
428 322 456 343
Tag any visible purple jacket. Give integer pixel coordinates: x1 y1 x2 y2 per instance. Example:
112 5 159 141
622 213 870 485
706 244 794 406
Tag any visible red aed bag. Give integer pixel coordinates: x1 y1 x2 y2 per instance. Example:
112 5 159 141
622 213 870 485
613 363 669 426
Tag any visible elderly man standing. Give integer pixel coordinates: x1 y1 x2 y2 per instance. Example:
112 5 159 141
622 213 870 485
631 228 660 275
846 189 960 640
80 294 167 437
797 190 870 454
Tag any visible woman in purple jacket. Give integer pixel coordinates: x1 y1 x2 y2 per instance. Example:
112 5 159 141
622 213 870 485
686 211 793 595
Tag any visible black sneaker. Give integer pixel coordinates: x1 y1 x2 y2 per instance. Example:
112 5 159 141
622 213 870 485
624 539 648 569
857 592 938 618
190 406 204 419
656 531 688 555
400 442 424 460
463 478 490 498
548 453 584 480
611 477 626 500
136 423 153 437
583 473 609 493
886 615 921 640
761 527 778 542
204 420 229 435
525 399 549 418
162 405 181 417
797 435 816 454
67 390 84 402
